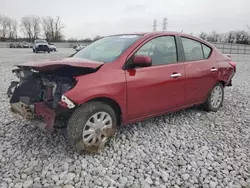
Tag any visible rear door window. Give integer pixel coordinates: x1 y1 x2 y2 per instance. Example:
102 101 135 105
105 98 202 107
181 37 204 61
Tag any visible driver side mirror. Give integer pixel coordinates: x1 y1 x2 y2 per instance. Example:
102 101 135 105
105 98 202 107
132 55 152 68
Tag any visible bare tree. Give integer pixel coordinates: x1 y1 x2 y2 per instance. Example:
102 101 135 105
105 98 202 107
218 33 226 42
199 32 207 40
42 16 53 41
31 16 41 40
206 31 220 42
93 35 102 41
226 31 235 43
0 15 10 41
54 16 64 41
234 30 249 44
7 18 18 41
42 16 64 41
81 38 92 42
20 17 32 41
20 15 41 42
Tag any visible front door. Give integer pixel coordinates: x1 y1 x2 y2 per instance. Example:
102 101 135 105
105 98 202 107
125 36 186 121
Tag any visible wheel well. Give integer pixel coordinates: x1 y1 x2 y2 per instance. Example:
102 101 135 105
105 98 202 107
219 80 226 87
87 97 122 126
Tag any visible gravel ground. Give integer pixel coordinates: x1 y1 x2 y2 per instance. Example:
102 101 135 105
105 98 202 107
0 48 250 188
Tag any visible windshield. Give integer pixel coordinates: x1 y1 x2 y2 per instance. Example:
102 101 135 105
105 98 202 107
35 40 47 43
72 35 142 62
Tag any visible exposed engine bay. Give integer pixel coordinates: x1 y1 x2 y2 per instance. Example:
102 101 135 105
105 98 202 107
7 65 96 132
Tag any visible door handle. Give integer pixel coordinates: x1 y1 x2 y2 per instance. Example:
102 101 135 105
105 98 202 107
171 73 181 78
210 68 218 72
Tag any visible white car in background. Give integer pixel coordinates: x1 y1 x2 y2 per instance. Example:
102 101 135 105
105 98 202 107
75 44 87 51
49 43 57 52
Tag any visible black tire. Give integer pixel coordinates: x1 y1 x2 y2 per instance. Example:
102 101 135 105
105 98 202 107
33 49 35 53
35 49 38 53
67 101 117 153
202 82 224 112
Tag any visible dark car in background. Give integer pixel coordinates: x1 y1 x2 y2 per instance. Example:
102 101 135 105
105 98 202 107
9 43 16 48
33 39 50 53
16 43 22 48
9 42 32 48
22 42 30 48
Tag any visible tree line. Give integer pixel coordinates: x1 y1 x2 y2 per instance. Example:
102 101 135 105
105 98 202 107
0 15 65 42
1 14 250 44
198 28 250 44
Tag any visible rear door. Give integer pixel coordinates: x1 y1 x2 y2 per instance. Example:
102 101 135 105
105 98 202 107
125 35 186 121
180 37 219 105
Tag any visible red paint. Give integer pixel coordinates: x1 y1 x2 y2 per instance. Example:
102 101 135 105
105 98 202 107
133 55 152 67
17 58 103 71
125 63 185 120
184 57 219 105
35 102 56 132
26 32 235 126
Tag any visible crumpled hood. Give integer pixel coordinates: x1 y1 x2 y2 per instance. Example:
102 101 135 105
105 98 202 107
17 58 104 71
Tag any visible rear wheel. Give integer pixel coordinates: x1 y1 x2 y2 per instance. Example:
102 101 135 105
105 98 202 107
67 101 117 153
202 82 224 112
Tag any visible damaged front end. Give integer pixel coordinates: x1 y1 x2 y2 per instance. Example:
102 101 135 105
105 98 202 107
7 64 98 132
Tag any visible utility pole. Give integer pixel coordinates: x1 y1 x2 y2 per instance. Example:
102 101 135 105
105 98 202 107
153 19 157 31
162 17 168 31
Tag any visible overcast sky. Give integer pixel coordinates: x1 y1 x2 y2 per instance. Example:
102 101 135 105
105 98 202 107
0 0 249 39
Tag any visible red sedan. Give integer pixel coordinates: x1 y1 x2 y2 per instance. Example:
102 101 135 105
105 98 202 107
8 32 236 152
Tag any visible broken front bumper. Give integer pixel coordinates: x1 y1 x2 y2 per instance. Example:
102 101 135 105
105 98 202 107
10 102 56 132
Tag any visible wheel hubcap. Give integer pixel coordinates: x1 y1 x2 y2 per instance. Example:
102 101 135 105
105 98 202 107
82 112 112 146
210 85 223 109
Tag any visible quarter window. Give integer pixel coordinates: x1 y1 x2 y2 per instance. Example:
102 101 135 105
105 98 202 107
135 36 177 66
181 37 204 61
202 44 212 58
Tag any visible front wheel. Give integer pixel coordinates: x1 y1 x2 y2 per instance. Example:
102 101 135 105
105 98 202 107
67 101 117 153
202 82 224 112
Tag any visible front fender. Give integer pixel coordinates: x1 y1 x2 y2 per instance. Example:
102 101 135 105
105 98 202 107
63 70 127 117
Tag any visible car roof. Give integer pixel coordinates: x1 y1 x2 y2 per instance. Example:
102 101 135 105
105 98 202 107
108 31 188 37
107 31 213 48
